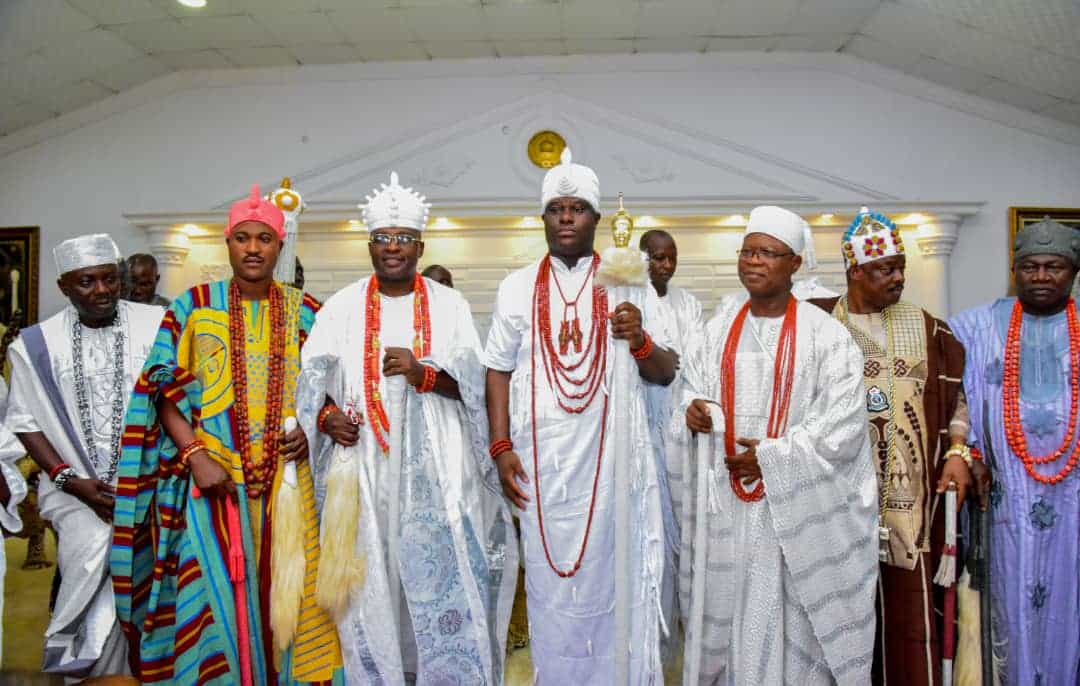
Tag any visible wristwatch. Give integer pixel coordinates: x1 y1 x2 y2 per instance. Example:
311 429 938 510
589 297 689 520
944 444 974 468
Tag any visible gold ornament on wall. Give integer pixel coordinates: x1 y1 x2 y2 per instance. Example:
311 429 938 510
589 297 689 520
527 131 567 169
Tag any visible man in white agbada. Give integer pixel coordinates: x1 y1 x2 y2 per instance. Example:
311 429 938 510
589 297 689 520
297 173 517 684
6 234 163 680
638 228 702 656
679 206 878 685
484 149 677 684
0 377 29 669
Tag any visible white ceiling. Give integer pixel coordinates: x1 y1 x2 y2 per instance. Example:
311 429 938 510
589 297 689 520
1 0 1079 137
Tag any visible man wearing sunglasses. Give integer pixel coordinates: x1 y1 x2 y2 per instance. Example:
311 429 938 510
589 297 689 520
297 172 517 684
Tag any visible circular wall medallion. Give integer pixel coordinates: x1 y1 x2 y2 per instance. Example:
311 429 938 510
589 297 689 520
527 130 567 169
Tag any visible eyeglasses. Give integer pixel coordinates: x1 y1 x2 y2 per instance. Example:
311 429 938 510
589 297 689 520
369 233 421 247
737 248 794 261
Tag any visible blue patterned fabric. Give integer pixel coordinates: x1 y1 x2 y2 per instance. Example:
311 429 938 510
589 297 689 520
950 298 1080 685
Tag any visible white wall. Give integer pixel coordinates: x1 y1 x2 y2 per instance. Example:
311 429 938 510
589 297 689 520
2 52 1078 321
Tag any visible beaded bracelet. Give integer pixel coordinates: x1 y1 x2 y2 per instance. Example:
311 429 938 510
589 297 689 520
49 462 71 481
489 439 513 461
630 332 654 360
317 403 337 433
178 439 207 467
415 365 438 394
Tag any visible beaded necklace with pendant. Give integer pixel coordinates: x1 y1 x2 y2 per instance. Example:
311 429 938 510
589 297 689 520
530 253 609 577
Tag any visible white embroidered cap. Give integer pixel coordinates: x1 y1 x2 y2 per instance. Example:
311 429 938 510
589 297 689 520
540 148 600 212
842 207 905 269
53 233 122 276
360 172 431 232
745 205 817 270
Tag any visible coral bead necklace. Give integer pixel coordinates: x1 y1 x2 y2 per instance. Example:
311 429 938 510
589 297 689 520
1002 298 1080 485
227 279 286 498
531 253 609 577
363 273 432 454
719 296 798 502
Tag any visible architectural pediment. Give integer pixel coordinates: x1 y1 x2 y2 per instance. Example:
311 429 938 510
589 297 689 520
209 89 897 214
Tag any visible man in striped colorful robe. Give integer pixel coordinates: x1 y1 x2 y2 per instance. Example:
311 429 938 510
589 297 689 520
110 186 343 684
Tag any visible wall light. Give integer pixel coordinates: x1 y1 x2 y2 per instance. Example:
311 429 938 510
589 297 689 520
177 0 207 8
519 216 543 229
431 217 455 230
898 213 930 225
347 219 365 231
719 214 747 226
180 223 207 236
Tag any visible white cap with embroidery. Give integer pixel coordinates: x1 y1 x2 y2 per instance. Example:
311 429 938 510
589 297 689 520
540 148 600 213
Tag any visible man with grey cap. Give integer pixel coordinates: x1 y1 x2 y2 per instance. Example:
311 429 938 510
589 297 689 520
949 217 1080 685
5 233 163 679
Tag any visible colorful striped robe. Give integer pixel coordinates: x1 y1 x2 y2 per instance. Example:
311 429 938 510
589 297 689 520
111 280 343 685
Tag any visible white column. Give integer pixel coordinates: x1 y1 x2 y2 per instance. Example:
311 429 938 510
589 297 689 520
913 214 961 318
146 225 192 300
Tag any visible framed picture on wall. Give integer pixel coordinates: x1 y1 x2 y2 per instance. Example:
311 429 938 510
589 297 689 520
0 226 40 330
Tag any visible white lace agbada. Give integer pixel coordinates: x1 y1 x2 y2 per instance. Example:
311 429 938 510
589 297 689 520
484 255 671 685
6 300 163 679
297 277 517 685
675 294 877 685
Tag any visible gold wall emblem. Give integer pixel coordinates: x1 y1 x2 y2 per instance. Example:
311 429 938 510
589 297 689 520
527 131 567 169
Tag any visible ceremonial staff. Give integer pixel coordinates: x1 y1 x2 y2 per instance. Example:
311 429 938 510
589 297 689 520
935 484 959 685
270 177 303 286
269 179 308 649
596 194 650 684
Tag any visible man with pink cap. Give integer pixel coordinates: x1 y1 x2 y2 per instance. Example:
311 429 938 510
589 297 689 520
111 185 343 684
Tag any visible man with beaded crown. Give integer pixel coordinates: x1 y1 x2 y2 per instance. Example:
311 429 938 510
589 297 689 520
949 216 1080 685
295 172 518 684
678 205 878 685
109 186 344 684
809 207 987 686
5 233 164 679
483 148 677 683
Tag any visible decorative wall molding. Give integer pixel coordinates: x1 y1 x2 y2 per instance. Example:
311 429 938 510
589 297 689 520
207 88 896 210
199 263 232 284
612 153 677 184
412 158 476 189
